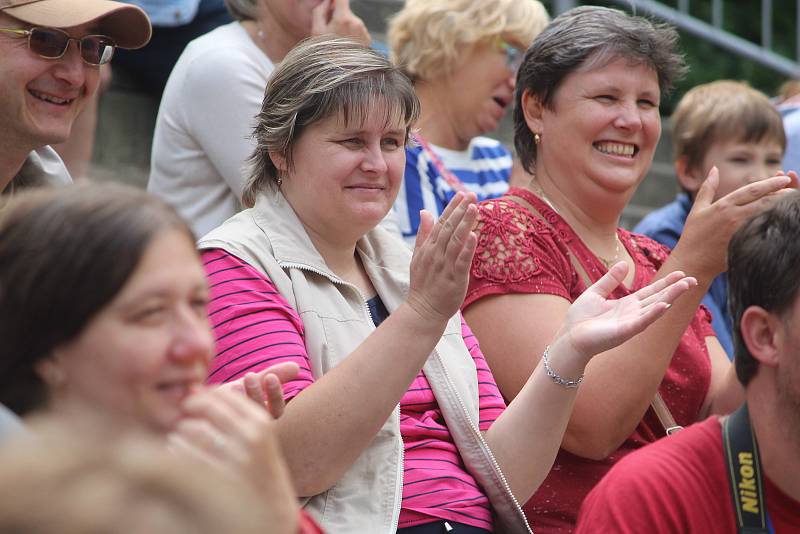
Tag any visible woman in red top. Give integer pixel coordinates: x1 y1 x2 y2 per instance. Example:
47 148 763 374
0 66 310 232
463 6 797 533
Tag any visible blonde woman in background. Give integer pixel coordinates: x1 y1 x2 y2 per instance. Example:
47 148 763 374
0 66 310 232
387 0 548 245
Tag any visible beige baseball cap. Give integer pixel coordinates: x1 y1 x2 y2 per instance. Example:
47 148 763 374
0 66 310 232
0 0 152 49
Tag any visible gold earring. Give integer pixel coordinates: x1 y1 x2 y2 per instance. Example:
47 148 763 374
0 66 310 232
534 133 541 145
38 362 66 387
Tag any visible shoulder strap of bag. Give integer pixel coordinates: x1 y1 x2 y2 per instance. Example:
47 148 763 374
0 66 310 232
651 390 683 436
507 193 682 437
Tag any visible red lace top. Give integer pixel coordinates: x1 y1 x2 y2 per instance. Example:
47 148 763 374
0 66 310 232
464 187 715 533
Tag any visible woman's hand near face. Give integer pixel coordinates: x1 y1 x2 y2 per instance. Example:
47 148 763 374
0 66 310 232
407 192 479 324
674 167 796 280
168 388 299 531
311 0 370 46
215 361 300 419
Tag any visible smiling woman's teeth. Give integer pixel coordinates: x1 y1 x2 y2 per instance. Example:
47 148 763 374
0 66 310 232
594 142 635 157
30 90 69 105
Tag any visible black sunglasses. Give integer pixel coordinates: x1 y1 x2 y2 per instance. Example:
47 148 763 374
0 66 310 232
0 26 115 65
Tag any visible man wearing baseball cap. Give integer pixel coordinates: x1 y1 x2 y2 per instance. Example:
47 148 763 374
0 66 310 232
0 0 151 195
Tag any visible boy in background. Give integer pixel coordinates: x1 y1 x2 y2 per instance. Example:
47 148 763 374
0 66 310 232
635 80 786 358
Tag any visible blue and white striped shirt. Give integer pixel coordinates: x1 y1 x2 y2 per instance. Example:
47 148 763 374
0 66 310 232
393 136 512 246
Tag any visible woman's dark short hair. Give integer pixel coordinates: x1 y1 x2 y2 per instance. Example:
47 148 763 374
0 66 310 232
514 5 687 173
728 190 800 385
0 184 194 416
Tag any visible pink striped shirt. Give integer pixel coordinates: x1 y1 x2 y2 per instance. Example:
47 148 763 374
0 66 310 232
203 249 507 531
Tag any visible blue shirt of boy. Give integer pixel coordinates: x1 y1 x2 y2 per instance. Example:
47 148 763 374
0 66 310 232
781 106 800 175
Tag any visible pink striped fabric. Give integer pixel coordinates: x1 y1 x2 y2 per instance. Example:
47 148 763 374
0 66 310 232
397 325 505 530
202 249 507 530
203 249 311 399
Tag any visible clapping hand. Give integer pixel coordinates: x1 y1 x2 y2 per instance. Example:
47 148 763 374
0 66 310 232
168 388 298 529
677 167 797 277
557 262 697 360
406 192 478 324
216 361 299 419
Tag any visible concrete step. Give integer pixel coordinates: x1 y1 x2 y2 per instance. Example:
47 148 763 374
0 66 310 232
91 82 157 188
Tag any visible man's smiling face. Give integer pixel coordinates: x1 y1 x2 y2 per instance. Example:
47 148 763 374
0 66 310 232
0 13 100 152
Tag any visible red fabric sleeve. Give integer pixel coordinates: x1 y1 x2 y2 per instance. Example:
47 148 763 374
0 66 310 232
629 232 717 339
697 305 717 338
465 197 575 310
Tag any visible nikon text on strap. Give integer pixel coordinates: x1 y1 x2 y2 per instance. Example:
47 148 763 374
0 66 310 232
722 404 772 534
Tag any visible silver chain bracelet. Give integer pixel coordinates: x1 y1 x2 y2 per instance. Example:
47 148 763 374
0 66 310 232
542 345 584 388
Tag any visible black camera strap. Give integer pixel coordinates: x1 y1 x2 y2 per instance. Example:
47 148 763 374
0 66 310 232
722 404 773 534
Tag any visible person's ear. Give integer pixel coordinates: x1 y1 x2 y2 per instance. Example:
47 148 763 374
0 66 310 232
739 306 782 368
269 151 288 173
35 357 66 388
674 156 706 197
521 89 545 138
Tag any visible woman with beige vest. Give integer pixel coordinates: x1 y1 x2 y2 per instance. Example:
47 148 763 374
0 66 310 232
199 36 696 534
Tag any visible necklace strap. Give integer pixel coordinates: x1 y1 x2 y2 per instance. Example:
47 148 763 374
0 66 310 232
529 181 621 267
413 133 469 194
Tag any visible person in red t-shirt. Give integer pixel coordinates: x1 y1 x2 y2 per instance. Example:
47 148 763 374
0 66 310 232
577 193 800 533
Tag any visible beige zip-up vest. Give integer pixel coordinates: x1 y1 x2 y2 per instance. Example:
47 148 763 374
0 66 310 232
199 192 531 534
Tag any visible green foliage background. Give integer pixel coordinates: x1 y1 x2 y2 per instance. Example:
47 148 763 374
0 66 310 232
539 0 798 114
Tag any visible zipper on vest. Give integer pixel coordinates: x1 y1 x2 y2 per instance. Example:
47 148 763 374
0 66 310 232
279 262 372 311
280 260 405 531
438 355 532 534
280 261 384 335
361 294 405 534
390 404 404 533
354 289 405 534
278 262 348 286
